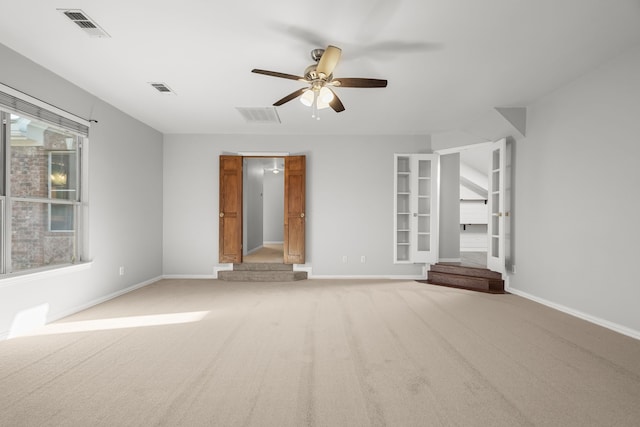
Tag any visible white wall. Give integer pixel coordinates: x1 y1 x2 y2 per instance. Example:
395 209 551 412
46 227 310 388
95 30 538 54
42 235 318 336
0 43 163 338
510 44 640 336
263 171 284 243
163 134 429 277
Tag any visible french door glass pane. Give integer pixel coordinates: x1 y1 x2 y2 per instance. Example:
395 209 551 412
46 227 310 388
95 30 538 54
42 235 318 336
418 160 431 177
491 236 499 258
418 196 430 214
418 215 430 233
418 234 430 251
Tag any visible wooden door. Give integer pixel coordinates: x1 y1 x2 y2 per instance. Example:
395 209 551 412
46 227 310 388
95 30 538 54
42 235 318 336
219 156 243 263
284 156 305 264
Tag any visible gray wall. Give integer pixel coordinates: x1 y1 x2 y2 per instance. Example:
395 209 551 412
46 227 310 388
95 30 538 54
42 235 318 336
163 135 430 277
263 171 284 243
439 153 461 260
0 43 163 338
509 44 640 334
243 159 264 254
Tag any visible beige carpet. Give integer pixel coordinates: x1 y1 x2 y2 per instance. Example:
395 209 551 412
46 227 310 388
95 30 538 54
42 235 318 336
243 243 284 263
1 279 640 426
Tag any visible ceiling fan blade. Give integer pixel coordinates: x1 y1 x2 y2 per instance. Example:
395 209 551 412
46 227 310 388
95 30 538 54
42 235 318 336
328 89 345 113
316 45 342 77
252 69 306 81
273 88 308 106
333 78 387 88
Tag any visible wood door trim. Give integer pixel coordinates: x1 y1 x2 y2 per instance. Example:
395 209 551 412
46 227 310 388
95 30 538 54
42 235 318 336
218 155 306 265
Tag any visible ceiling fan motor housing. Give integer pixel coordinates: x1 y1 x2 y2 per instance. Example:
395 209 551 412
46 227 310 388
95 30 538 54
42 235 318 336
304 64 333 84
310 48 325 62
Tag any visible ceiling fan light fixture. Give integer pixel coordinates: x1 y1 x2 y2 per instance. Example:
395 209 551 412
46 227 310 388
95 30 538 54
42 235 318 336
300 89 314 107
319 86 334 103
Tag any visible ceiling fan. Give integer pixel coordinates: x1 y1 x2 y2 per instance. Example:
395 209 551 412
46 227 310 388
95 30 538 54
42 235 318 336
252 45 387 119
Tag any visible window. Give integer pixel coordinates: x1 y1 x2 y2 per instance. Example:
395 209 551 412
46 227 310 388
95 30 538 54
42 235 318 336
0 88 88 274
49 152 77 232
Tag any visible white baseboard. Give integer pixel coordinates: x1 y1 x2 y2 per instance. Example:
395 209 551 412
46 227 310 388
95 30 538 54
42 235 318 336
1 276 162 341
506 286 640 341
245 245 262 255
309 275 426 280
213 264 233 279
163 274 216 280
439 258 461 263
293 263 312 276
49 276 162 323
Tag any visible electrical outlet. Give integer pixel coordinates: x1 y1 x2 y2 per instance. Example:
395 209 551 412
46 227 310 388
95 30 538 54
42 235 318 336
342 255 348 263
361 256 366 263
119 266 125 276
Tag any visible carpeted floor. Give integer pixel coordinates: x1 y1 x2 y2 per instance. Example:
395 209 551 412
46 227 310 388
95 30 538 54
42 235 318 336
244 243 284 263
1 279 640 426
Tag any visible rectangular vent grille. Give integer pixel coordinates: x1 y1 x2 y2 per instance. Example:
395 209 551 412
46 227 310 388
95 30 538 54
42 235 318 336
236 107 281 124
58 9 110 38
149 82 176 95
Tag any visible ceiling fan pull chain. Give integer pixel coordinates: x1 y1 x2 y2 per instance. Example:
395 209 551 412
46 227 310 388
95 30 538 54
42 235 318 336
312 90 319 119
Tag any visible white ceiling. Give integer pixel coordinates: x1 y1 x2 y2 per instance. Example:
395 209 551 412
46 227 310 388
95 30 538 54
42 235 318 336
1 0 640 135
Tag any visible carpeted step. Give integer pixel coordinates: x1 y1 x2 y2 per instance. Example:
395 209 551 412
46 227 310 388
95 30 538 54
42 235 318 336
233 263 293 271
423 270 505 294
430 263 502 280
218 269 307 282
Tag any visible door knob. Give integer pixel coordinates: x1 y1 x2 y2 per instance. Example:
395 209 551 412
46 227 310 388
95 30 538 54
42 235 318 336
219 212 224 218
300 213 305 218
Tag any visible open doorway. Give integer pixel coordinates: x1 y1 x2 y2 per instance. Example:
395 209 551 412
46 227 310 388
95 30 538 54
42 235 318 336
242 157 285 263
459 145 491 267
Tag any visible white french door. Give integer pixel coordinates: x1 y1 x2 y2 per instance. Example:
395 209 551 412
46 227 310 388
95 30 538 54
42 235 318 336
412 155 439 263
487 138 506 273
394 154 438 264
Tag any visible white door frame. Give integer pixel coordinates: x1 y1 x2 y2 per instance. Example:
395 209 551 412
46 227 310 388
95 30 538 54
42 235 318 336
435 140 509 273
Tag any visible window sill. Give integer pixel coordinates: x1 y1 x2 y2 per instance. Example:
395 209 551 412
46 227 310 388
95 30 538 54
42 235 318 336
0 261 93 289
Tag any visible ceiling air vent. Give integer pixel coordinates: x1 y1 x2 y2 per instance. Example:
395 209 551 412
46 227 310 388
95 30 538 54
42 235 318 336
58 9 110 38
148 82 177 95
236 107 281 124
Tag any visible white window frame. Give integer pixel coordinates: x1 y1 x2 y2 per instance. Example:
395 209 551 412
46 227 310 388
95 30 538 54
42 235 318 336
0 83 90 275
